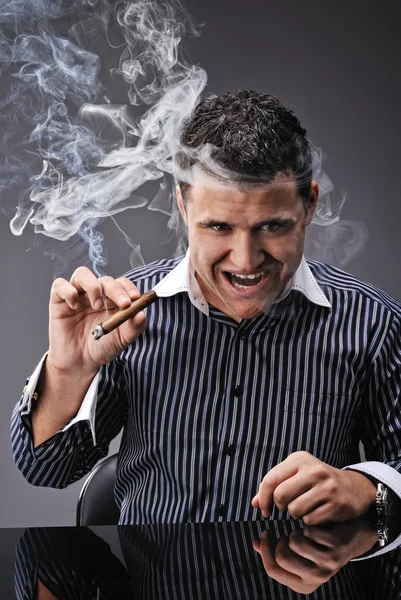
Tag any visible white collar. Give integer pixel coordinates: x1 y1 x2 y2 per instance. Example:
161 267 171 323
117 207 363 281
154 251 331 316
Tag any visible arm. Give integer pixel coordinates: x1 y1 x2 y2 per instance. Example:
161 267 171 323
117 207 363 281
252 311 401 523
11 265 146 489
11 356 128 488
345 312 401 500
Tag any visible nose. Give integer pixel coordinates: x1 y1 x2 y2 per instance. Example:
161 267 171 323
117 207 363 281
230 233 265 272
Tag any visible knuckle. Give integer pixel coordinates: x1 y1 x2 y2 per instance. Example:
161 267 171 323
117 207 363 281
99 275 114 284
52 277 66 287
287 502 302 519
117 276 136 287
71 266 90 278
86 282 102 295
325 559 340 573
262 473 270 484
273 489 287 507
275 551 287 567
325 480 338 496
311 465 327 480
265 564 281 578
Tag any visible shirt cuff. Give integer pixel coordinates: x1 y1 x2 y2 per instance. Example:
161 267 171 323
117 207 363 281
342 461 401 501
20 352 100 446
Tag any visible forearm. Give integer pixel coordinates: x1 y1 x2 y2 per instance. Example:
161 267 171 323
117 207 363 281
31 358 97 447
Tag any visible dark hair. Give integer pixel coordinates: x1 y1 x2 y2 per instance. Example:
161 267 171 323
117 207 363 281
175 89 312 205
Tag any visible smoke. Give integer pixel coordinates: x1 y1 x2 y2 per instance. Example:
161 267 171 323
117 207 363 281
0 0 207 274
0 0 367 275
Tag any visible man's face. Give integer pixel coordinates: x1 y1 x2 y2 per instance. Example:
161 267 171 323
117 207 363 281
177 175 318 322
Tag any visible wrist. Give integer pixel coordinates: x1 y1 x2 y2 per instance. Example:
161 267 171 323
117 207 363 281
346 470 377 514
45 355 99 382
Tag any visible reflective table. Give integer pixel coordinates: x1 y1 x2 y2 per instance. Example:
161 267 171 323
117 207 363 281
3 518 401 599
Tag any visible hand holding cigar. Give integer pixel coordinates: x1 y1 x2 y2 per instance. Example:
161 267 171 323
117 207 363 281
92 290 158 340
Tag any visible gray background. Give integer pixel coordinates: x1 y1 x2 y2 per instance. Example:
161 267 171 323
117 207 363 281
1 0 400 527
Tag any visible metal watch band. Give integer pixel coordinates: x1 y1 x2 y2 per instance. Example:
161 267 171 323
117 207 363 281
376 482 388 517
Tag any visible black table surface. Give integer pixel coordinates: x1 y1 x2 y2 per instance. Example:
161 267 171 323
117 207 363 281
2 518 401 599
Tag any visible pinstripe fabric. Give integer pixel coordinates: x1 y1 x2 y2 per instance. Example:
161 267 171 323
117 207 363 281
11 257 401 525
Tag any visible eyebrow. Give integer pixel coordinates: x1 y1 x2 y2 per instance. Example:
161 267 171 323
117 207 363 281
197 217 296 228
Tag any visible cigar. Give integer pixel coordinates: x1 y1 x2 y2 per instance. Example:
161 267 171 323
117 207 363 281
92 290 158 340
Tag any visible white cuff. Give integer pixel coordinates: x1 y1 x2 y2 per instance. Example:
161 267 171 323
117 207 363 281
344 461 401 560
21 352 100 446
343 461 401 500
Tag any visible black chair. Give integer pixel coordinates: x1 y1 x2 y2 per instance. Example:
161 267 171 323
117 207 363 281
76 453 120 526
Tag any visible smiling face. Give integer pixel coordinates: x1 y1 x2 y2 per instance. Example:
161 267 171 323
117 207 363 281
177 175 318 322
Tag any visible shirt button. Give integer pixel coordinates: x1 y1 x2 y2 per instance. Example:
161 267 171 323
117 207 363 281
218 504 225 516
224 444 236 457
239 331 247 340
233 385 242 398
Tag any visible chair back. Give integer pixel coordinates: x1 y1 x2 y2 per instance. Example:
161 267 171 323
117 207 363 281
76 453 120 526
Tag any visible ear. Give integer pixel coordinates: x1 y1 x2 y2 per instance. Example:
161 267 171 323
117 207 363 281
176 185 188 225
305 181 319 226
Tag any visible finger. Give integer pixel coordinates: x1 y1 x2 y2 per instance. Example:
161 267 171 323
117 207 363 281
117 310 147 345
275 537 322 578
301 525 344 549
257 536 304 589
252 528 268 553
51 278 81 310
254 462 299 516
272 472 313 512
287 530 333 564
98 275 139 310
115 277 142 301
287 488 325 519
70 267 105 309
253 531 278 570
302 502 340 526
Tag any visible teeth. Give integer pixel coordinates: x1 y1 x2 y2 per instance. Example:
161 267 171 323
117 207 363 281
230 272 265 280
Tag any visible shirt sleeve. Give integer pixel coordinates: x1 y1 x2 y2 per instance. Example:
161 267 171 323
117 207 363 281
10 354 129 489
344 311 401 501
18 352 100 443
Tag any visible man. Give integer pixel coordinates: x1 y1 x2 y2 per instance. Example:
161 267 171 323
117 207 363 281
11 90 401 525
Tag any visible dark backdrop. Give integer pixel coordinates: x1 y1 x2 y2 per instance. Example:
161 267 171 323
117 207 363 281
1 0 400 527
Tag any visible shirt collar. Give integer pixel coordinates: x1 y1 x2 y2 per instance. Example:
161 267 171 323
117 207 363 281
154 250 331 315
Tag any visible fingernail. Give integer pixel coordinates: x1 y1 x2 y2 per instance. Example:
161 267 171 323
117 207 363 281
261 530 268 540
119 294 130 305
261 510 269 518
94 298 103 310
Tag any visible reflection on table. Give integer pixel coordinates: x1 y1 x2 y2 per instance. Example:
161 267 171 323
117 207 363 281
14 518 401 599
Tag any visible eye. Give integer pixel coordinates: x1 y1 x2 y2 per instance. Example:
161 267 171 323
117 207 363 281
211 223 230 232
260 222 281 232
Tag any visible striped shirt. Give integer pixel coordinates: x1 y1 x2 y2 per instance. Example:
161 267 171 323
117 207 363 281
11 254 401 524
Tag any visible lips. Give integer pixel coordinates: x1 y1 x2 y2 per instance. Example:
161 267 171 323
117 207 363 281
224 271 269 289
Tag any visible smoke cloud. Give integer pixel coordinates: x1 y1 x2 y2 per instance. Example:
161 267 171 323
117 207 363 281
0 0 367 275
0 0 207 274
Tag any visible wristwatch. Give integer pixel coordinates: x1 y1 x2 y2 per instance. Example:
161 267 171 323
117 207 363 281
376 482 389 517
375 483 401 548
376 515 389 547
376 482 400 518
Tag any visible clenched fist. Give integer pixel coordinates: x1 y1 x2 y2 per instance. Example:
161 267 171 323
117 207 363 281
252 452 376 525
